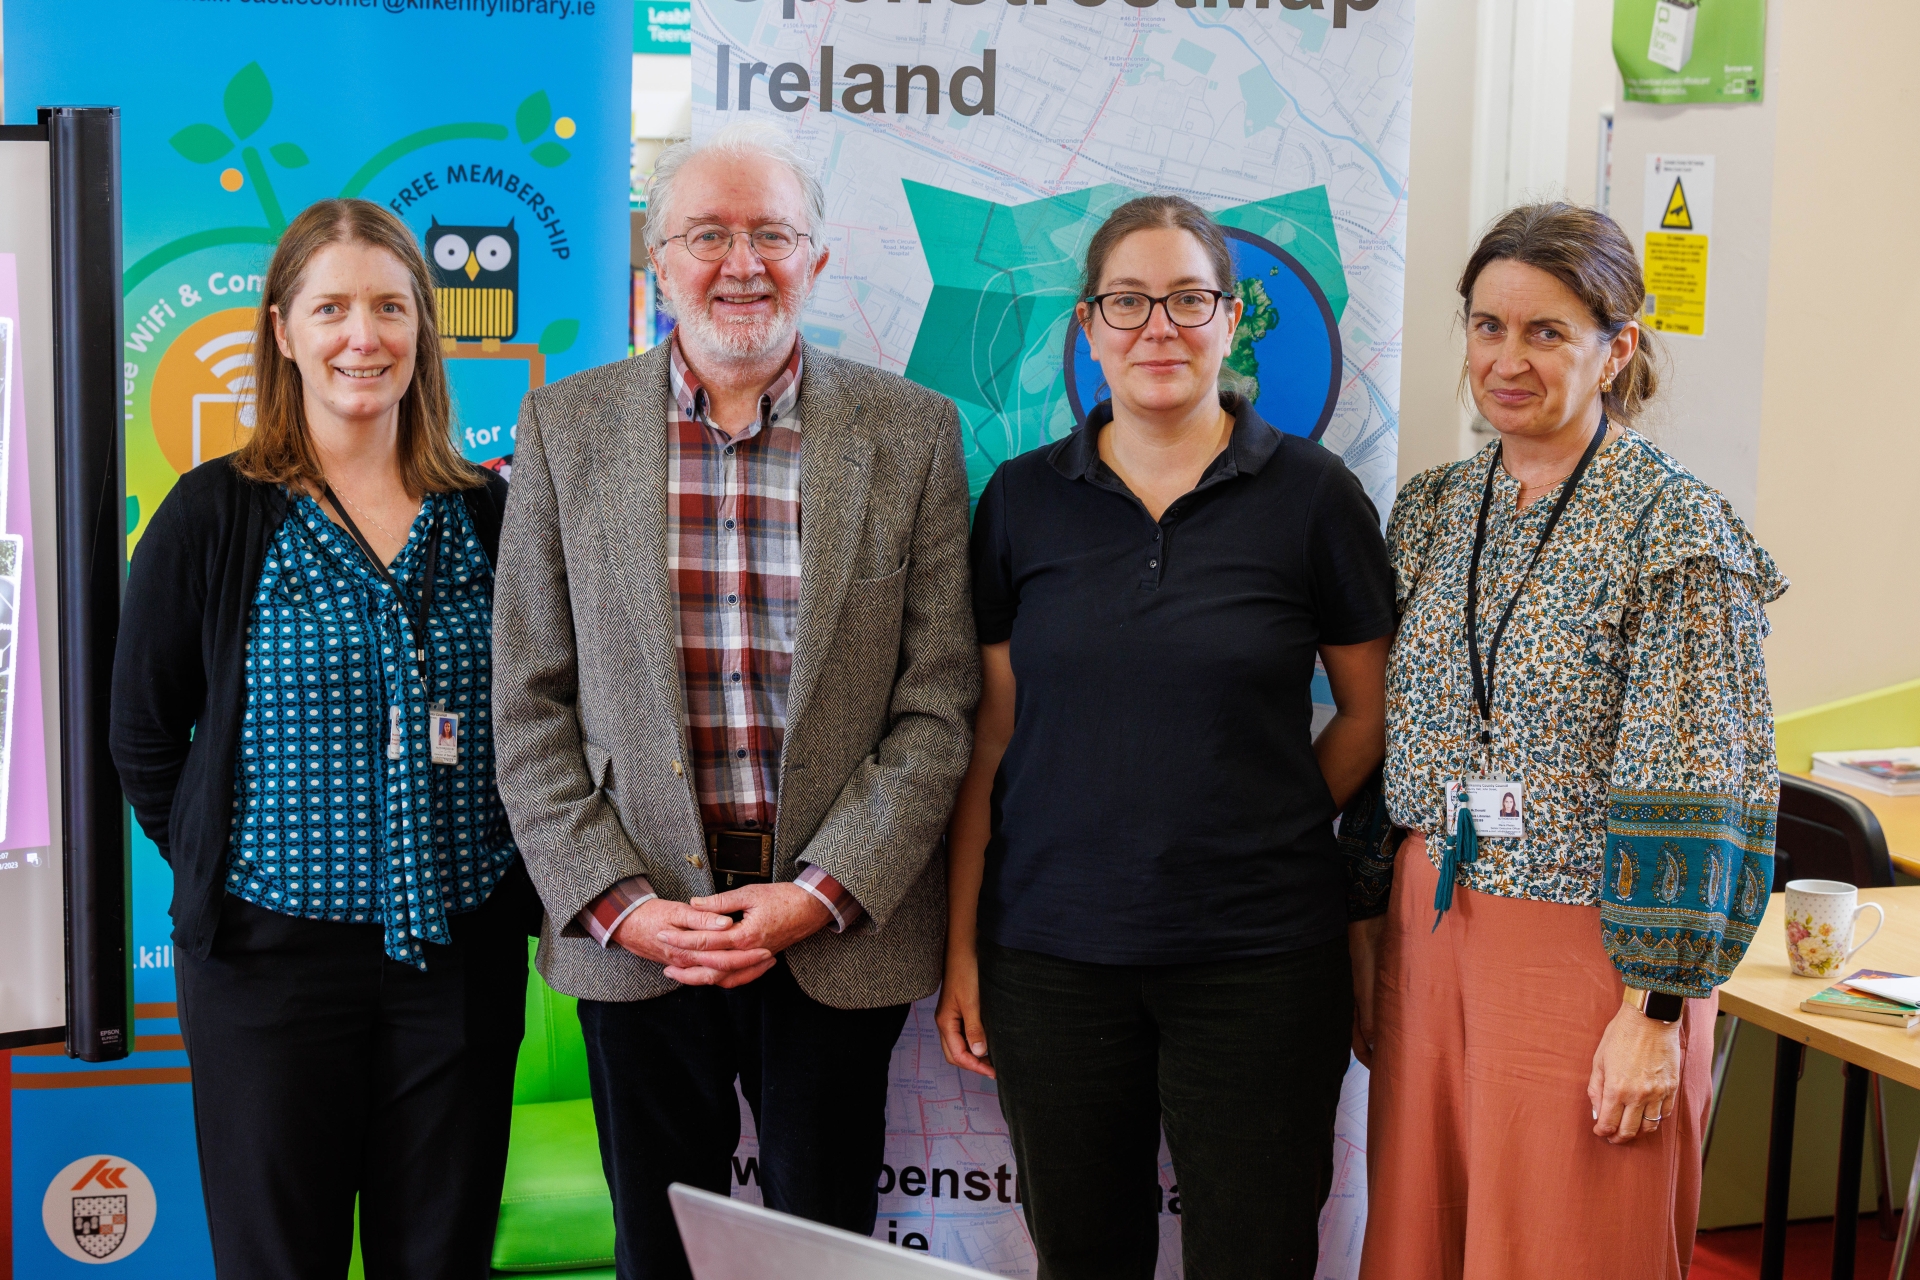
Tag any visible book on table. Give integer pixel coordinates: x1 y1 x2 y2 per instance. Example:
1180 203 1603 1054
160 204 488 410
1811 748 1920 796
1801 969 1920 1029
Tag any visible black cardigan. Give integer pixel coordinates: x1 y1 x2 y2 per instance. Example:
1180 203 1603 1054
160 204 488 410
109 458 515 960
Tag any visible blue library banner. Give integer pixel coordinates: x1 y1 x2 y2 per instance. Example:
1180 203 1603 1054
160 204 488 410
3 3 628 1272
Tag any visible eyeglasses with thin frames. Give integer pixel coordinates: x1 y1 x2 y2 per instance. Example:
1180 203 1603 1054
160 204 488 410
666 222 812 263
1083 289 1232 331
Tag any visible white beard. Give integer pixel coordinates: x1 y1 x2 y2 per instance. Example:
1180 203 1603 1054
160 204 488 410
661 269 809 365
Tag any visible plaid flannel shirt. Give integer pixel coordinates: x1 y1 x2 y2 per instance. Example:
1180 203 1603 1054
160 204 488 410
578 336 861 946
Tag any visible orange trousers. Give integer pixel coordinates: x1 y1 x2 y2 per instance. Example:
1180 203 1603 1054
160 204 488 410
1359 835 1715 1280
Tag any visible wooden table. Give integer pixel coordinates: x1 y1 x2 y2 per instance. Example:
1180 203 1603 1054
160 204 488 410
1720 886 1920 1279
1787 769 1920 880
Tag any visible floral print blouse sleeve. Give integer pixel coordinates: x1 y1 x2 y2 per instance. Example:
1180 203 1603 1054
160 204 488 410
1601 482 1789 998
1384 463 1450 616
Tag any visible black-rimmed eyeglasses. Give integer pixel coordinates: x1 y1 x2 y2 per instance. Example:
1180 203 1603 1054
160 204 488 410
1083 289 1231 330
666 222 812 263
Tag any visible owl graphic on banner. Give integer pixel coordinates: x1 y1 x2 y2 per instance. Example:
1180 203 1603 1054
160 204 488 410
429 218 521 341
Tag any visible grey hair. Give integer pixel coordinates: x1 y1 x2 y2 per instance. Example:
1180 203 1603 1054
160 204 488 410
643 120 827 256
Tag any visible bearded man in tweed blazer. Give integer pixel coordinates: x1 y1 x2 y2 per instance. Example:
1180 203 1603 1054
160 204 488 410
492 121 978 1280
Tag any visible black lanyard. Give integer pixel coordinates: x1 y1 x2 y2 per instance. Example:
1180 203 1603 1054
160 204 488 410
1463 414 1608 747
323 485 441 695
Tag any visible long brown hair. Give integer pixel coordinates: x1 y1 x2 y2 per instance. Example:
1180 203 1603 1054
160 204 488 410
1458 202 1660 423
231 198 483 493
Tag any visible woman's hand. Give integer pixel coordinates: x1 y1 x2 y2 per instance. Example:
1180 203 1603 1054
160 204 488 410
1588 991 1683 1143
936 946 995 1079
1348 915 1387 1067
938 641 1012 1082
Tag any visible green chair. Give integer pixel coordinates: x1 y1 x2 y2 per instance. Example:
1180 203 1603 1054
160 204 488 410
491 950 618 1279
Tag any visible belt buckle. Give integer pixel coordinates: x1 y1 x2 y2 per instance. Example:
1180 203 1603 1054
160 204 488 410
705 828 773 892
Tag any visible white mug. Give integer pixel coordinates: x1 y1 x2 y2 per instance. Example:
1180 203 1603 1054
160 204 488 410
1784 879 1885 978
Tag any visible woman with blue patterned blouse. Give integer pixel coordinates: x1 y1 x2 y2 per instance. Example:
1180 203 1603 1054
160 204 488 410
1357 204 1785 1280
110 200 535 1279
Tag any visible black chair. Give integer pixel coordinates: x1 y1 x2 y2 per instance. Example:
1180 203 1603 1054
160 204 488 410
1704 775 1900 1277
1775 774 1898 893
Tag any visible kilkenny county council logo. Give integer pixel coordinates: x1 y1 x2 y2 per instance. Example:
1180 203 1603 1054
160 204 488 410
42 1154 157 1264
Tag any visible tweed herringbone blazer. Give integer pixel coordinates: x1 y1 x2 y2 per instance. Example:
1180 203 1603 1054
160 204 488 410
492 341 979 1009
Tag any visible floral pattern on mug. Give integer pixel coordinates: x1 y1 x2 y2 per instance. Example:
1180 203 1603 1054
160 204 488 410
1787 913 1841 976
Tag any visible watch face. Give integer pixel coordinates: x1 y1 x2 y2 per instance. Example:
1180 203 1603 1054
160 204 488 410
1644 992 1686 1022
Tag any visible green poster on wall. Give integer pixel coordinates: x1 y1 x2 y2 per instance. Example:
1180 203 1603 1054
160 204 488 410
1613 0 1765 104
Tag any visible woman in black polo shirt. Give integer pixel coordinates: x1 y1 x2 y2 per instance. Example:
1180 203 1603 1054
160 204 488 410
936 195 1396 1279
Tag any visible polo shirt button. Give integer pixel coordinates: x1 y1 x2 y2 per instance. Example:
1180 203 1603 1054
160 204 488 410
1153 530 1162 541
1149 558 1159 568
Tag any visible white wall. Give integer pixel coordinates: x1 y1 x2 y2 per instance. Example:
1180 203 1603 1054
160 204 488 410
1752 1 1920 713
1561 0 1617 210
1397 0 1482 486
633 52 693 141
1608 9 1781 519
1398 0 1621 486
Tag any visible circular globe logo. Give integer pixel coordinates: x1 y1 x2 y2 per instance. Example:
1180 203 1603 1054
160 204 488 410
1062 226 1342 440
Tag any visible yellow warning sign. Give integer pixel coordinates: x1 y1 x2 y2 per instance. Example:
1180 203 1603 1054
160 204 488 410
1660 178 1693 230
1642 232 1709 336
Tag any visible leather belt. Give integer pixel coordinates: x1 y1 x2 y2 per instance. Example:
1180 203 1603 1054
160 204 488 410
704 828 773 892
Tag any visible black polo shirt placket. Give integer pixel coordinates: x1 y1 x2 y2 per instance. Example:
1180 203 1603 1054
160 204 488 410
1080 449 1245 594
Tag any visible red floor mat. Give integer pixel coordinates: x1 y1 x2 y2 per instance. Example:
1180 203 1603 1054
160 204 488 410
1692 1217 1912 1278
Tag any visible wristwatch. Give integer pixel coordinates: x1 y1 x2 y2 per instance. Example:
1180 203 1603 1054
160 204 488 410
1631 988 1686 1023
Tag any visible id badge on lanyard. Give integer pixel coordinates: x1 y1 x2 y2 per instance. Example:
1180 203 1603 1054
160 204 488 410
429 708 461 766
1446 779 1524 838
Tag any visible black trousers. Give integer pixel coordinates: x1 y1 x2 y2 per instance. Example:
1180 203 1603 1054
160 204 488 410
979 936 1352 1280
578 959 911 1280
174 879 529 1279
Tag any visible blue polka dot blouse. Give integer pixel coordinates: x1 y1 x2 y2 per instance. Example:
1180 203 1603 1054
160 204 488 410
227 491 517 966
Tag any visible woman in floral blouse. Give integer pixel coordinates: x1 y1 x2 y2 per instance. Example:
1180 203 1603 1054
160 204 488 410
1357 203 1786 1280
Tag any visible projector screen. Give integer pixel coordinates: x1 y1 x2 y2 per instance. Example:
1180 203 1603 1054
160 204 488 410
0 133 71 1048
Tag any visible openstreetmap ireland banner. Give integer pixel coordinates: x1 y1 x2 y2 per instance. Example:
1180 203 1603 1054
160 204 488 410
3 3 627 1272
690 0 1415 1273
693 0 1412 517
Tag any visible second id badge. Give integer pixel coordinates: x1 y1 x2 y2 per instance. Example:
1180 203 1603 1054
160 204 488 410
1445 779 1524 838
429 709 460 766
